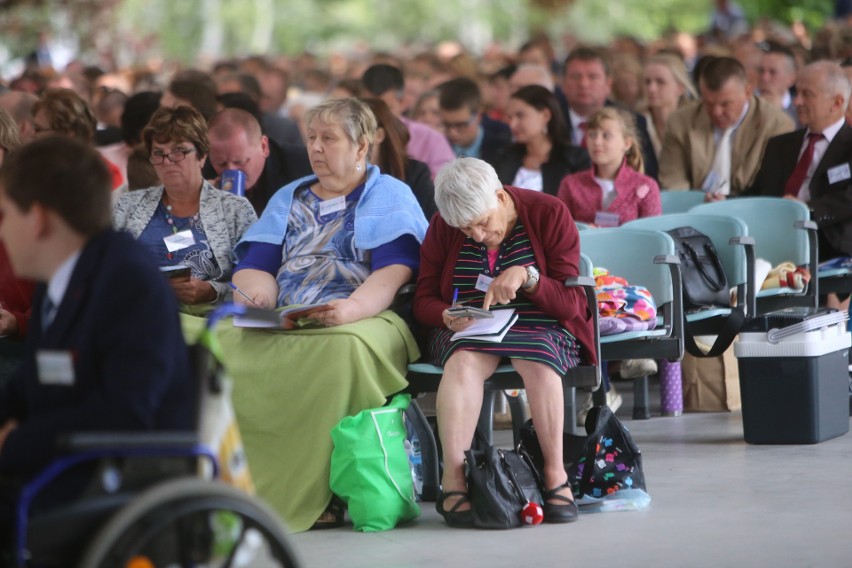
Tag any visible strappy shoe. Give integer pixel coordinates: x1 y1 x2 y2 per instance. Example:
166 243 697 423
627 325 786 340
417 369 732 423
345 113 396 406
311 495 346 530
542 482 579 524
436 490 474 528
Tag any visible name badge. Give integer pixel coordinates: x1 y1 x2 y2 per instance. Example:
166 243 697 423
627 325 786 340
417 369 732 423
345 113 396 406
163 230 195 253
475 273 494 293
594 211 620 228
827 163 851 185
319 196 346 217
37 350 75 386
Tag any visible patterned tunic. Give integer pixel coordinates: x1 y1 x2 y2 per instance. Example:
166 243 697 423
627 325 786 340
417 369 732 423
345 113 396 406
276 184 370 306
137 203 222 282
430 221 580 374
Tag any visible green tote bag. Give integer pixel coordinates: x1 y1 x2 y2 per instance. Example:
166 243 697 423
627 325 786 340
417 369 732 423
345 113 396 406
330 393 421 531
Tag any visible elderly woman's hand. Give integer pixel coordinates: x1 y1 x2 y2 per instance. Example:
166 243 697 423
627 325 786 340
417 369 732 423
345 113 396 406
483 265 529 310
442 309 474 332
313 298 365 327
170 277 217 305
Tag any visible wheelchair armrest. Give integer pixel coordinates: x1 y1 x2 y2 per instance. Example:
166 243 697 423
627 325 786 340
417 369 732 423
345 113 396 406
60 431 201 453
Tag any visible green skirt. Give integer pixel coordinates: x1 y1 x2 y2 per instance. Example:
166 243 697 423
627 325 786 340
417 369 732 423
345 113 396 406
181 311 420 533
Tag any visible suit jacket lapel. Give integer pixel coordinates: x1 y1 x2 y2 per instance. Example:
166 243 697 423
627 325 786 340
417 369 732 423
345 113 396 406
40 233 104 344
689 108 715 187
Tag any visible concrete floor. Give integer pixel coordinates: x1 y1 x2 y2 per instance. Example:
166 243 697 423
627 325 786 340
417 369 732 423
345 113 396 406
288 382 852 568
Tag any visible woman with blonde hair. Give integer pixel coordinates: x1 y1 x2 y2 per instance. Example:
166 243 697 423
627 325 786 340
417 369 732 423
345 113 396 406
641 53 698 159
557 107 660 226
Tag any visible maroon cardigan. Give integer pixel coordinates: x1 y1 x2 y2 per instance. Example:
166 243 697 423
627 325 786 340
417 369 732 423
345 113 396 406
413 185 596 365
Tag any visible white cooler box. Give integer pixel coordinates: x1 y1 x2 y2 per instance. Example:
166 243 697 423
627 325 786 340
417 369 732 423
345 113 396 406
734 308 850 444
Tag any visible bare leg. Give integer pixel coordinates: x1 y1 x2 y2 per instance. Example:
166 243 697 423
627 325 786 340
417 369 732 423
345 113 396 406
437 350 500 510
512 358 572 503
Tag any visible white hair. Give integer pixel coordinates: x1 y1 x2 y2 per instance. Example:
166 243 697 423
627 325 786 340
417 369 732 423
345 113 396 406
808 60 852 109
434 157 501 227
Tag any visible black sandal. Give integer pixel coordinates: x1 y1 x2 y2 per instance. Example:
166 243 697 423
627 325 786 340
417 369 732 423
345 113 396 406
436 490 474 528
542 482 579 524
311 495 346 530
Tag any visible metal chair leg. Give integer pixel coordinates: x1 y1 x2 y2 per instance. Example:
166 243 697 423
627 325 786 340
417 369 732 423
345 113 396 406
633 375 652 419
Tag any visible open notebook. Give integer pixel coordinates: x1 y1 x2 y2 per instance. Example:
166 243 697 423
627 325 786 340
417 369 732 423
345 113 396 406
451 309 518 343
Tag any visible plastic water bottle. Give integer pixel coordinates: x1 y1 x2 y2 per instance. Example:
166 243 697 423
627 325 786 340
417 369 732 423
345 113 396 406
404 439 423 500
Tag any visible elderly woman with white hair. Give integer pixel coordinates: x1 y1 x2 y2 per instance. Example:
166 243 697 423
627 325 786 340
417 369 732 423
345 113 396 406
412 157 596 527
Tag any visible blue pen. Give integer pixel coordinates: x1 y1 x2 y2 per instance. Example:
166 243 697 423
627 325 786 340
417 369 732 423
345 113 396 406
229 282 259 306
451 288 459 307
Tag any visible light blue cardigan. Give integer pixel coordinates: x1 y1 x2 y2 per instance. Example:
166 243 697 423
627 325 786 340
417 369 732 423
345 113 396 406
234 164 428 261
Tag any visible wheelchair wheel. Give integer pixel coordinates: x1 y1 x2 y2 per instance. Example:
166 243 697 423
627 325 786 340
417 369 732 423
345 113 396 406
77 477 300 568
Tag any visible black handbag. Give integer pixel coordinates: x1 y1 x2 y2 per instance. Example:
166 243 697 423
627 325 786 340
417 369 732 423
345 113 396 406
519 405 646 499
667 226 730 310
465 431 543 529
666 226 745 357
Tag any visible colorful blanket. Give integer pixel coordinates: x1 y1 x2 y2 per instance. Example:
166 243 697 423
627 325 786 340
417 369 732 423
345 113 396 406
594 268 658 336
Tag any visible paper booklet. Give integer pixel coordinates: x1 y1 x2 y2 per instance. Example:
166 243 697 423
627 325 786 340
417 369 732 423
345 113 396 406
450 309 518 343
232 303 333 329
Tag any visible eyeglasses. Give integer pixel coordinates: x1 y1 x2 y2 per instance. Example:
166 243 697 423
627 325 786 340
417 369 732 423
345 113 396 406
149 148 196 165
442 115 477 131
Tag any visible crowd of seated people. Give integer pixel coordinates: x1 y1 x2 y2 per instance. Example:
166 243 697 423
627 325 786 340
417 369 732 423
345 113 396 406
2 15 852 536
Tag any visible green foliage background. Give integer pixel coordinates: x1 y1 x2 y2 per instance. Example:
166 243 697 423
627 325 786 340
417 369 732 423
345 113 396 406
0 0 837 67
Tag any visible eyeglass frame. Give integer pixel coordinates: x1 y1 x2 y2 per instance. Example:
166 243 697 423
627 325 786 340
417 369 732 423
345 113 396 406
441 113 479 132
148 147 197 165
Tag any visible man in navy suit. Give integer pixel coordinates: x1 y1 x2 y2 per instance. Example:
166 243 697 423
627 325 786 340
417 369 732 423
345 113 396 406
748 61 852 261
0 136 193 481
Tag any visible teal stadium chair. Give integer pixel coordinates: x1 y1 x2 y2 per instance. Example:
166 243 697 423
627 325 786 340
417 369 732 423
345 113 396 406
579 228 684 419
659 190 707 215
623 214 754 356
690 197 818 313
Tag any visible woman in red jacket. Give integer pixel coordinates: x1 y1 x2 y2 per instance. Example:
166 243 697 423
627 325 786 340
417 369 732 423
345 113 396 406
412 157 595 527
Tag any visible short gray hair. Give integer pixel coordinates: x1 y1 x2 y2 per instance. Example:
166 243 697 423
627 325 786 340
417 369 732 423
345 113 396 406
304 97 376 146
434 157 501 227
805 60 852 109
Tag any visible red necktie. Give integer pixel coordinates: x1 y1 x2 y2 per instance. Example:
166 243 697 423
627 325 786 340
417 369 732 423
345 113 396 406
784 132 823 197
579 122 588 148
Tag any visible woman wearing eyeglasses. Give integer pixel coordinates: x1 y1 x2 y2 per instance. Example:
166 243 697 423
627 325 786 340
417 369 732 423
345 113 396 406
113 106 257 306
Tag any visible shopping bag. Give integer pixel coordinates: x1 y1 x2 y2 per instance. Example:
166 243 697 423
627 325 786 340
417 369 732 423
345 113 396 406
330 394 421 532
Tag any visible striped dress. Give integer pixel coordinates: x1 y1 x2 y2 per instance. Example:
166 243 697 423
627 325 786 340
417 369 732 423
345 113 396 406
430 221 580 374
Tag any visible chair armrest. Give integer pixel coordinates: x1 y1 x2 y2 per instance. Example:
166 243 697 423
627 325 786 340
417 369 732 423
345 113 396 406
730 235 755 246
794 219 819 231
654 254 685 360
729 236 757 316
563 276 602 390
794 220 820 304
563 275 596 287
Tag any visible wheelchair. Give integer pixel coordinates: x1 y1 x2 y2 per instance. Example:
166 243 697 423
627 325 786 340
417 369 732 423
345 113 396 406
5 304 301 568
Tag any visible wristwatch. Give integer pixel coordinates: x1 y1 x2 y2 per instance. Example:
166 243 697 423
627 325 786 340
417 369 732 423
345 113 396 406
521 265 540 290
